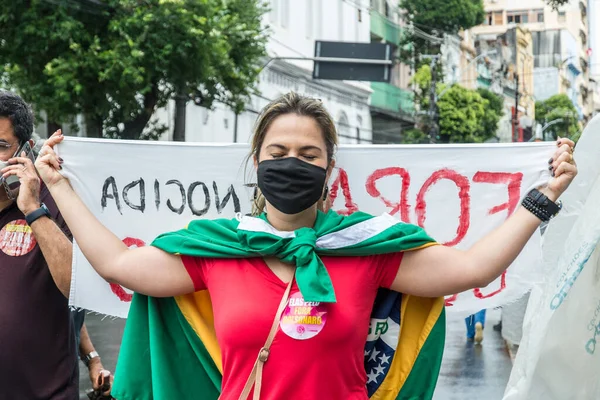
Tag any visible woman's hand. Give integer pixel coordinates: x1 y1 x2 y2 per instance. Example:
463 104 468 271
545 136 577 201
35 130 68 189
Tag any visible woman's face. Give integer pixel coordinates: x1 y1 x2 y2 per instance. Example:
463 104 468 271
256 114 330 171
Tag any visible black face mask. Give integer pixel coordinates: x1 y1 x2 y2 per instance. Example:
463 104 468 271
257 157 327 215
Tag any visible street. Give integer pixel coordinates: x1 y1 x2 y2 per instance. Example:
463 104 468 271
79 309 513 399
433 309 513 399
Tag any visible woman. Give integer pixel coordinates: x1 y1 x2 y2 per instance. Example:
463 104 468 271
30 93 576 400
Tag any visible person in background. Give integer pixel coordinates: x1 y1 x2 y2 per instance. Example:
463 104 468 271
466 309 486 344
0 90 78 399
72 310 114 399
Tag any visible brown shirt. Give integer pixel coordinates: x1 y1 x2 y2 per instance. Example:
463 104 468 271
0 186 78 399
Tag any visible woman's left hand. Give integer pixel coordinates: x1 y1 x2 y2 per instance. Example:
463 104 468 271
546 137 577 201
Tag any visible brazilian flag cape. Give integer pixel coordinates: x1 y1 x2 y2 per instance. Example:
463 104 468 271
111 210 446 400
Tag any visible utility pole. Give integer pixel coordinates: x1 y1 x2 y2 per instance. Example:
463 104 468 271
421 54 440 143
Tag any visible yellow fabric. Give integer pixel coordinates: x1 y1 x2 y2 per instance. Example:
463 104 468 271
175 291 223 373
370 296 445 400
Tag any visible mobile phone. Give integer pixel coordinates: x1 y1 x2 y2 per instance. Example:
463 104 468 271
0 141 35 200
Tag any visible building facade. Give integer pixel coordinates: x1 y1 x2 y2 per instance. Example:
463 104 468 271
472 0 593 123
369 0 415 144
475 27 535 141
151 0 374 144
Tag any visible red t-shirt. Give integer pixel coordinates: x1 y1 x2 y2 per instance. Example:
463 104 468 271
182 253 403 400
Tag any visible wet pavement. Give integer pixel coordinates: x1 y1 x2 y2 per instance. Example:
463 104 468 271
79 308 513 399
433 309 513 399
78 314 125 399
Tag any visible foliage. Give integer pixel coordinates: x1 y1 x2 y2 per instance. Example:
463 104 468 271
477 88 504 139
400 128 430 144
0 0 268 139
545 0 571 9
399 0 485 65
408 66 503 143
437 85 488 142
535 94 580 141
400 0 485 35
411 64 433 109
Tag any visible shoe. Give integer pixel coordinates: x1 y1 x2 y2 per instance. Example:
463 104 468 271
474 322 484 344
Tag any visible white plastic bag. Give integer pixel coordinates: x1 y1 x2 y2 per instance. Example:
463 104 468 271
504 115 600 400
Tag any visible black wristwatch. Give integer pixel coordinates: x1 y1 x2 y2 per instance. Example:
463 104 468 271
25 203 51 226
522 189 562 222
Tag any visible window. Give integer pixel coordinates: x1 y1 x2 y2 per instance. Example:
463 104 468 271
280 0 289 28
315 0 322 37
337 112 353 144
338 0 344 39
485 11 504 25
494 12 503 25
537 12 544 22
306 0 313 38
269 0 278 23
384 1 390 17
558 11 566 23
507 11 528 24
580 30 587 46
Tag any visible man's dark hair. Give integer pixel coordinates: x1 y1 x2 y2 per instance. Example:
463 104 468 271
0 91 34 143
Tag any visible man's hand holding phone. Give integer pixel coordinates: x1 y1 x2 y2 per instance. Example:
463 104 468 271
0 141 42 215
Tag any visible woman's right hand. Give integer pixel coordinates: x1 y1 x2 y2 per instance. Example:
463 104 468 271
36 130 68 189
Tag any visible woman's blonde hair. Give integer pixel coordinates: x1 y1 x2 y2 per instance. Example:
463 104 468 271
248 92 338 215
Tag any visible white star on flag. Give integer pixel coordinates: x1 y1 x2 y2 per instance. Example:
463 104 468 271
364 349 370 357
374 364 386 375
367 369 379 384
369 348 381 362
379 353 390 365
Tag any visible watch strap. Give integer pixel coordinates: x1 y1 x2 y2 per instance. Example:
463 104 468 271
83 351 100 367
522 189 562 222
25 203 50 226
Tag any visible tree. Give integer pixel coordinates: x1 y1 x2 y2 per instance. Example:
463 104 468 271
0 0 268 140
399 0 485 65
477 88 504 138
535 94 580 141
545 0 571 9
400 0 485 35
400 128 430 144
437 85 488 143
406 65 502 143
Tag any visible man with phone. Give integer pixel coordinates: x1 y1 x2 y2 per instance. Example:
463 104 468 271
0 90 110 399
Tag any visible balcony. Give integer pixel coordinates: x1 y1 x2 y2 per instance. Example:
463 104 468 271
370 82 414 114
370 10 402 45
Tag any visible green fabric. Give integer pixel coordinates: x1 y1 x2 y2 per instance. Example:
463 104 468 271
396 308 446 400
152 210 434 303
111 296 221 400
113 210 441 400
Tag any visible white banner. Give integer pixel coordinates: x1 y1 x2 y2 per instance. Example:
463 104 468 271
58 139 555 318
